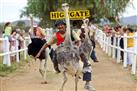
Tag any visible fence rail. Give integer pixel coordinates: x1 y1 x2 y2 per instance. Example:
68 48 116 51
0 37 31 66
95 27 137 74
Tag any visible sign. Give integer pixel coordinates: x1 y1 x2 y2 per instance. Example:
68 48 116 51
50 10 90 20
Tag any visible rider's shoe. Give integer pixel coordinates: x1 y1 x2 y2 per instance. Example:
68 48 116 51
84 83 96 91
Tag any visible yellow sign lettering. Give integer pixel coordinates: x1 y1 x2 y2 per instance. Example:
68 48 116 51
50 10 90 20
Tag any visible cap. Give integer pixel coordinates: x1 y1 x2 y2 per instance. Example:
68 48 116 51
33 23 38 27
55 20 66 27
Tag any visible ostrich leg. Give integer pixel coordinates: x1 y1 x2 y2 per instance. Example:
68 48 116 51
60 71 67 91
75 72 79 91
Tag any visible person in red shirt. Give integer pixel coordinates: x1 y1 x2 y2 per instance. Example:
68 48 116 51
36 20 95 90
36 20 81 72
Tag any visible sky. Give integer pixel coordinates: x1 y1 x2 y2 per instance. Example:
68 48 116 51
0 0 27 23
0 0 137 23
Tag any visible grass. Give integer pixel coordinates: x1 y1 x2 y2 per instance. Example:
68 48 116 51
0 56 2 64
0 52 29 77
0 64 17 77
0 59 29 77
131 74 137 82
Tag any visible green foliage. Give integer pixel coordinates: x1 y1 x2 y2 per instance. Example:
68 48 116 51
24 26 31 33
20 0 131 26
0 23 4 32
16 21 26 30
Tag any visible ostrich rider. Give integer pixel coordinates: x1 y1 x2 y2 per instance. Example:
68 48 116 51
36 20 94 90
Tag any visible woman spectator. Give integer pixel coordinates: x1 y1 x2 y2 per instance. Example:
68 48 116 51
3 22 12 40
103 24 111 36
10 30 17 62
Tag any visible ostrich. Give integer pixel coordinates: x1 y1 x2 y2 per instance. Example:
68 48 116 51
55 3 81 91
78 19 96 91
79 18 93 61
28 17 49 84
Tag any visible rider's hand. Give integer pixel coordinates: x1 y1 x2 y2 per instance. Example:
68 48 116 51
35 52 40 59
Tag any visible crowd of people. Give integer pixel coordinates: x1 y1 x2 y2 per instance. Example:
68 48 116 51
1 22 25 62
103 24 137 66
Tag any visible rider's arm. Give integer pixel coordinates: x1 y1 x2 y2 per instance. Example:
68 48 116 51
72 31 81 46
35 34 57 58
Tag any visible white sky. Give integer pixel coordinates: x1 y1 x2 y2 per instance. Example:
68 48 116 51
122 0 137 17
0 0 137 23
0 0 27 22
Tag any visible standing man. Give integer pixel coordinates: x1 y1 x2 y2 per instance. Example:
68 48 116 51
88 23 99 62
36 20 95 91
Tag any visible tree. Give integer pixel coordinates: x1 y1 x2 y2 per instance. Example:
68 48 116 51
20 0 131 26
20 0 58 27
16 21 26 30
0 24 4 37
0 23 4 34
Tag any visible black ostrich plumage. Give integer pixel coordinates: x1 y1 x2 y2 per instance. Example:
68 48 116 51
28 38 46 60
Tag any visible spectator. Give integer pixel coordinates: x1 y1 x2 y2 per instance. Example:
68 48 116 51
89 23 99 62
15 28 25 59
119 26 127 61
10 30 17 62
113 25 121 58
103 24 111 36
127 28 135 66
3 22 12 40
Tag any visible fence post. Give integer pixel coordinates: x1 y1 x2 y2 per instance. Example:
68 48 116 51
123 33 127 68
117 37 121 63
100 30 103 48
131 54 137 74
105 37 109 54
103 33 106 51
95 29 98 42
99 30 102 46
23 39 27 60
108 36 111 56
3 37 11 66
131 34 137 74
101 33 104 49
112 37 116 59
15 40 19 62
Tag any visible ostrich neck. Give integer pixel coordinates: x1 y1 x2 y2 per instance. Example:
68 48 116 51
84 24 90 40
63 8 72 46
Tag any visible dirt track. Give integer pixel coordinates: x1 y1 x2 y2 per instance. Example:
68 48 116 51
0 44 136 91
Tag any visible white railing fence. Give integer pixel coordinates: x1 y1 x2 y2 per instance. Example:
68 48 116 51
0 28 54 67
0 37 31 66
95 27 137 74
